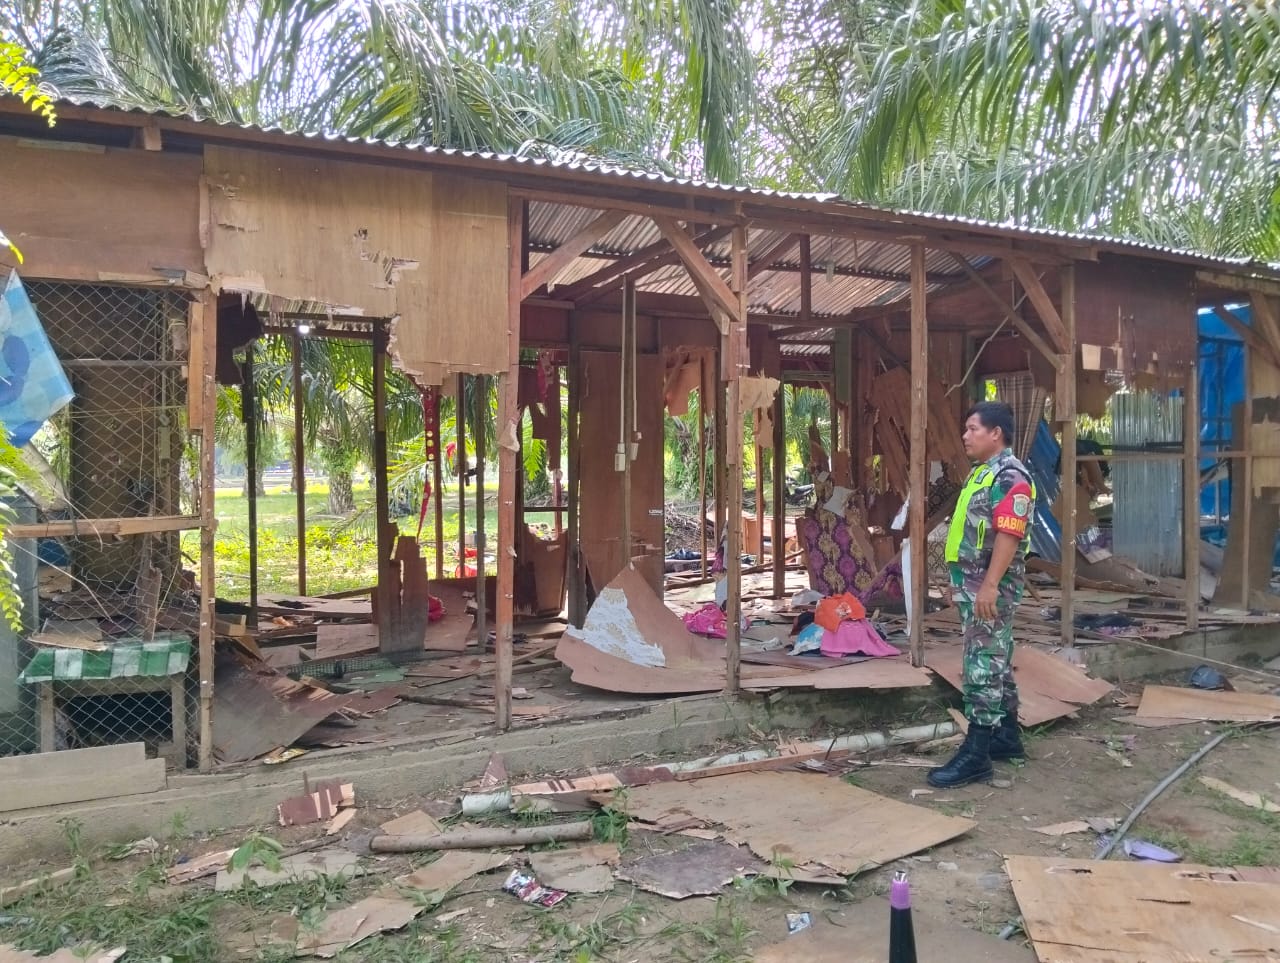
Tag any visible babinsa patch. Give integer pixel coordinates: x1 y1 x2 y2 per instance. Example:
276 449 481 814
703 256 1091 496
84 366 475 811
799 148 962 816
1011 493 1031 518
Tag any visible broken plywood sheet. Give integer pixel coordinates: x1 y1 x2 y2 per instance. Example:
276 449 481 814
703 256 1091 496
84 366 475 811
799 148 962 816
297 895 422 958
380 810 443 836
1137 685 1280 723
1006 855 1280 962
425 580 473 652
617 840 764 899
396 851 511 896
0 946 126 963
754 900 1035 962
743 658 933 691
623 771 973 878
314 624 379 661
211 653 351 763
927 645 1112 726
257 594 372 621
215 848 366 892
529 843 620 894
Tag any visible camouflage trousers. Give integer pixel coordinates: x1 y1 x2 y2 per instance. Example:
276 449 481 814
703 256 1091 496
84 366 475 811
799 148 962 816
949 563 1022 727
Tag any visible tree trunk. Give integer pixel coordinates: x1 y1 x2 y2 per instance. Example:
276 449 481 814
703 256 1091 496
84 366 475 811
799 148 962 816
241 464 265 498
328 468 355 515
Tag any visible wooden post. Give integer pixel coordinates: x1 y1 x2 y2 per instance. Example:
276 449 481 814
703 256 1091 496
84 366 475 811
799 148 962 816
908 245 928 667
772 376 786 598
456 373 467 578
621 276 635 566
856 331 875 490
493 197 525 730
1059 265 1078 648
433 392 445 581
373 323 395 651
1242 348 1254 603
567 315 584 626
242 341 259 628
754 440 765 562
475 375 488 654
726 223 747 693
195 292 217 772
698 353 709 581
291 329 307 596
1183 360 1201 629
549 361 563 536
714 347 727 573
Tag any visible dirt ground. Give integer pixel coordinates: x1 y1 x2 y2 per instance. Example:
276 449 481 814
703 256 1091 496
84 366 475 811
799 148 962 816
3 679 1279 962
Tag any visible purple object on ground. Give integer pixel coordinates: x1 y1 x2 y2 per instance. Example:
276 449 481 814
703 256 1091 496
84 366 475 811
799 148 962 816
890 872 912 910
1123 838 1182 862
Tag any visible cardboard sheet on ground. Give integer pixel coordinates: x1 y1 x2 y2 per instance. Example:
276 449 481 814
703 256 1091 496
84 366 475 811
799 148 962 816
927 645 1113 726
753 900 1036 962
314 624 379 660
616 841 763 899
622 771 973 877
1006 855 1280 962
215 848 366 892
298 895 422 957
529 843 620 894
397 851 511 895
1137 684 1280 723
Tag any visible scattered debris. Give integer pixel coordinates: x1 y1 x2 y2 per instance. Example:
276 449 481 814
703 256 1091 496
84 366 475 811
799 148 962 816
938 861 959 872
107 837 161 860
623 771 973 877
617 841 764 899
910 789 933 799
502 868 567 908
1197 776 1280 813
1123 838 1181 863
1007 856 1280 961
261 747 308 765
928 646 1113 726
380 810 443 836
326 809 358 835
277 779 355 827
297 894 422 958
1104 748 1134 768
528 843 620 894
0 867 75 908
397 851 511 898
0 946 126 963
215 847 366 892
166 849 236 885
359 821 593 855
786 912 813 935
0 742 165 812
1032 821 1092 837
479 752 508 790
1188 665 1230 690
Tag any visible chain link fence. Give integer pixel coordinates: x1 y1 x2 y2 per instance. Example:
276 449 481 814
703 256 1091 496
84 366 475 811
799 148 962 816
0 281 201 767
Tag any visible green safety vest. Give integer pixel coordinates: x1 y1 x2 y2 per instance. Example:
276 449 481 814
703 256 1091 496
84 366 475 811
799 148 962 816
944 462 1036 564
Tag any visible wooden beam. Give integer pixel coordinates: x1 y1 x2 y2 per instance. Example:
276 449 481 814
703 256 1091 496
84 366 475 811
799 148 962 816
567 315 585 626
6 514 200 541
908 245 928 668
1250 293 1280 357
1197 269 1280 300
372 325 398 653
621 276 636 565
1059 265 1078 649
511 186 739 227
1010 258 1071 353
494 197 524 731
725 222 748 695
772 377 786 598
747 232 803 281
456 372 467 587
433 391 445 580
1213 305 1280 371
699 353 709 581
243 344 259 628
1183 363 1200 630
292 330 307 596
948 254 1062 367
564 225 733 304
654 216 741 323
520 208 627 300
196 289 217 773
798 235 813 321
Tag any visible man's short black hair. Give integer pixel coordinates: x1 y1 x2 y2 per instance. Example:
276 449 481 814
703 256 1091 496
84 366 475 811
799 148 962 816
965 401 1016 447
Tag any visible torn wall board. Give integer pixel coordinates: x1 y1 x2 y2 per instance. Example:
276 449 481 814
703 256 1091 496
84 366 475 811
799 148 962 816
529 843 620 894
1137 685 1280 723
297 895 423 958
1006 855 1280 963
616 840 764 899
211 653 351 763
622 771 973 878
203 145 507 386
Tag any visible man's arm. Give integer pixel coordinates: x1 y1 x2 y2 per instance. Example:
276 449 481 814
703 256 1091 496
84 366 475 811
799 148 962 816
975 472 1033 620
976 533 1020 620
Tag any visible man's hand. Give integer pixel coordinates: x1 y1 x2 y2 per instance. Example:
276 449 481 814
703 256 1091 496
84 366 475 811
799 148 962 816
975 582 999 621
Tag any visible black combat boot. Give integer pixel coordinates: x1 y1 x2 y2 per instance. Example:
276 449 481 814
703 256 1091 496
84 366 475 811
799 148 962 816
989 712 1025 761
927 724 994 788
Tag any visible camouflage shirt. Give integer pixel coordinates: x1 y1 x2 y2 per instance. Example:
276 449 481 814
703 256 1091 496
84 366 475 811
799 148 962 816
952 448 1035 579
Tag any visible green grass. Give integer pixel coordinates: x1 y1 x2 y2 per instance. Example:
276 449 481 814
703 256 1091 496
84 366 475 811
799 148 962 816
183 478 501 597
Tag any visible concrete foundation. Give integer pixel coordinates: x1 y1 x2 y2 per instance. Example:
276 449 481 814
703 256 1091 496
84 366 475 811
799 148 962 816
4 622 1277 864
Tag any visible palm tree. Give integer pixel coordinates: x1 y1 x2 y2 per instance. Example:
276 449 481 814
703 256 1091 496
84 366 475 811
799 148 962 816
758 0 1280 259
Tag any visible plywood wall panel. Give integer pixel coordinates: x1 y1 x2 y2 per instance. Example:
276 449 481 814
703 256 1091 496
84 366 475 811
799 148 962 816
204 146 508 385
0 136 203 282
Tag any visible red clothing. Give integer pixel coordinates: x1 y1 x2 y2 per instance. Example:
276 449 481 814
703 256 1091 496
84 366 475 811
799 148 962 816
992 479 1034 540
814 592 866 632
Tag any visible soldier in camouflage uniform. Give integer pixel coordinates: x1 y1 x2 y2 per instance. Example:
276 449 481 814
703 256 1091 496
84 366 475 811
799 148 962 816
928 401 1036 789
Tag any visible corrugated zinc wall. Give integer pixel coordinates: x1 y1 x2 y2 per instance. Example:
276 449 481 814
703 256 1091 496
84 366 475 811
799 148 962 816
1111 392 1185 576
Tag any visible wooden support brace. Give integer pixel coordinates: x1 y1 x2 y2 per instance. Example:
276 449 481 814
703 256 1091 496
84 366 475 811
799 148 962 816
561 225 732 303
1214 305 1280 371
908 245 928 668
949 254 1061 368
655 215 741 323
521 209 626 300
1183 362 1201 630
1250 293 1280 357
1010 258 1071 353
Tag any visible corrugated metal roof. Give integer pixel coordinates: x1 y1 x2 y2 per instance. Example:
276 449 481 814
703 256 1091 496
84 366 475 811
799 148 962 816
26 94 1280 277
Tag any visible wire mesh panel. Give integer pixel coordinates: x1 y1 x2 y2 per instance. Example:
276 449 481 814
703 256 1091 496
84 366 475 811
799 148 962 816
0 282 200 765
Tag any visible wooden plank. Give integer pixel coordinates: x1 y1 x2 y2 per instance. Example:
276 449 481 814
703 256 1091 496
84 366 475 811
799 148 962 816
908 245 928 666
1060 264 1078 646
725 223 748 693
771 377 786 597
655 215 740 323
198 289 217 771
1010 258 1071 353
186 298 205 441
1183 364 1200 628
0 867 76 907
521 209 626 300
1250 292 1280 356
7 515 201 539
561 225 733 304
949 254 1061 366
1213 305 1280 371
0 743 165 811
1137 684 1280 723
314 624 379 661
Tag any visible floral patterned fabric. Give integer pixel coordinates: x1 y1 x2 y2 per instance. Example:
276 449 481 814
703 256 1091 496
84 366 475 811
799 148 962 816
799 474 904 604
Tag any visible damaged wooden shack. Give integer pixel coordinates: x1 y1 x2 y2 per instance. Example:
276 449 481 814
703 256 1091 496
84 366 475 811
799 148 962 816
3 94 1280 774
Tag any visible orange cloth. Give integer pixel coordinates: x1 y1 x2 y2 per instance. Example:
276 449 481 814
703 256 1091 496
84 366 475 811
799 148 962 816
814 592 866 632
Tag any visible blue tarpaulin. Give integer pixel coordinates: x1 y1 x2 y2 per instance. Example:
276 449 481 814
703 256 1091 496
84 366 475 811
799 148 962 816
1198 305 1245 519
